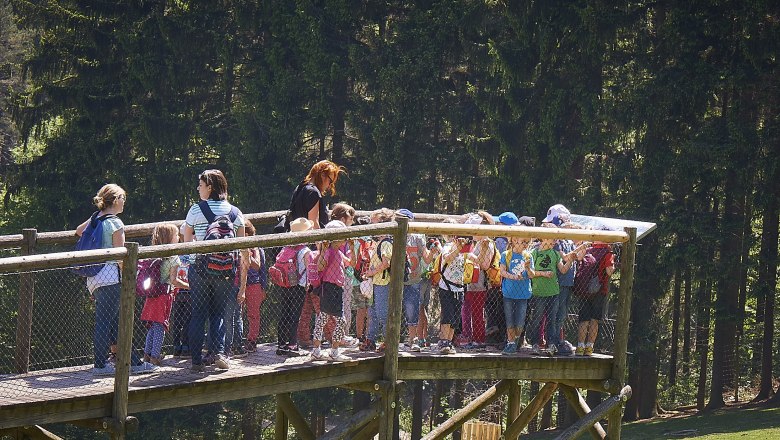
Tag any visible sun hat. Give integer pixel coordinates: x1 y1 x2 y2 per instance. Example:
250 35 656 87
290 217 314 233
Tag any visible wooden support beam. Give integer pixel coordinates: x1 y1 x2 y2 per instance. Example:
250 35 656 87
555 386 632 440
608 228 637 440
66 417 138 435
559 385 606 440
352 417 380 440
4 425 63 440
506 380 522 440
422 380 511 440
379 217 409 440
503 382 558 439
112 242 138 440
339 380 390 394
276 393 315 440
320 401 381 440
274 396 288 440
557 379 620 394
14 228 36 374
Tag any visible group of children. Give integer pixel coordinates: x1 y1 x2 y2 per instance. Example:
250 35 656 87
134 203 617 367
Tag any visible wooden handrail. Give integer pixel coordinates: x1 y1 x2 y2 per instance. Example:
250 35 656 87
0 247 127 274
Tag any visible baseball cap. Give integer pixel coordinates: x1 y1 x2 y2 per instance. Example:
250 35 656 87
325 220 347 229
543 204 571 224
395 209 415 220
464 213 483 225
492 212 519 225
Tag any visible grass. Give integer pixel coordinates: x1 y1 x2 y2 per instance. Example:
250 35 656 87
525 404 780 440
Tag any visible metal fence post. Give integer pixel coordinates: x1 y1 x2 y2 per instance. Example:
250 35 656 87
14 228 37 374
113 242 138 439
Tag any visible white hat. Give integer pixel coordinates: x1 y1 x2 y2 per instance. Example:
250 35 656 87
543 204 571 223
464 213 483 225
325 220 346 229
290 217 314 233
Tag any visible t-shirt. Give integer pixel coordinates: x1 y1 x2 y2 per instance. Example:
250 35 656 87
554 240 576 287
185 200 245 240
467 240 496 292
405 234 427 285
290 183 329 228
500 251 533 299
296 247 311 287
320 246 347 287
531 248 562 297
438 243 468 293
371 239 393 286
87 216 124 293
161 256 180 285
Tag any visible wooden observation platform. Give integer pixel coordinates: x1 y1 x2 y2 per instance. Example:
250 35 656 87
0 212 637 440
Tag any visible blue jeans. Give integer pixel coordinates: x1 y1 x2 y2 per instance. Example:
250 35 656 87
528 295 560 347
93 283 140 368
188 267 233 364
556 286 572 342
224 286 244 351
368 284 390 342
403 282 422 326
503 297 528 329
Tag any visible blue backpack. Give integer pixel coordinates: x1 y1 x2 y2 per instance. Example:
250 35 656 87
72 212 117 277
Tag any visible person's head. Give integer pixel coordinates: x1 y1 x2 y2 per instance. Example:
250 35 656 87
493 211 518 226
370 207 395 224
93 184 126 213
464 213 487 241
542 204 571 225
198 169 228 201
304 160 345 196
289 217 314 233
509 235 531 251
245 219 256 237
441 217 458 242
538 238 555 250
331 202 356 226
151 223 180 246
325 220 347 247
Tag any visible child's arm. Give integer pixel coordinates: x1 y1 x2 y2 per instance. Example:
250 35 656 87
525 257 537 278
477 240 494 270
249 248 262 271
557 251 569 274
168 264 189 290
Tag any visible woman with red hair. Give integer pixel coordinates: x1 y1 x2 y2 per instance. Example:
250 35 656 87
283 160 345 230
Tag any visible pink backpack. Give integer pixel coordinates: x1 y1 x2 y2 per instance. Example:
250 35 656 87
306 250 322 288
269 245 305 288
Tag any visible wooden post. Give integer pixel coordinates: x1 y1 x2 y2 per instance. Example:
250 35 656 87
503 382 558 440
422 380 511 440
506 380 522 440
379 218 408 440
559 384 607 439
275 395 289 440
608 228 637 440
14 228 37 374
412 381 423 440
277 393 315 440
112 242 138 440
556 386 631 440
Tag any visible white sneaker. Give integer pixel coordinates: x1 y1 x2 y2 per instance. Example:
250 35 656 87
329 349 351 362
130 361 157 375
410 342 421 352
214 354 230 370
340 337 360 349
92 364 116 376
310 348 326 361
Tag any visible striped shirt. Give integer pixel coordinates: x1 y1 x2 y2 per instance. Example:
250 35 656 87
185 200 245 241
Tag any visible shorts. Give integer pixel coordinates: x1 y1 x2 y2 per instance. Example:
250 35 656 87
578 295 606 322
438 288 461 326
320 282 343 317
351 283 372 309
420 281 432 306
503 297 528 329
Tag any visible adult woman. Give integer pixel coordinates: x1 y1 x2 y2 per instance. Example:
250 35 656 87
286 160 345 229
182 170 248 372
76 184 156 375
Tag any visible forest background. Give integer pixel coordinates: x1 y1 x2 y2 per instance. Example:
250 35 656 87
0 0 778 431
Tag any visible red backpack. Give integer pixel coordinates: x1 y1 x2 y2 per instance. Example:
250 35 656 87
306 250 322 288
136 258 169 298
573 246 613 297
354 239 373 281
269 245 306 288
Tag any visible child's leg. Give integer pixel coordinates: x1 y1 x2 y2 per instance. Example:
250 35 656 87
245 284 262 343
472 290 487 344
296 292 314 346
544 295 561 348
312 312 327 349
587 320 599 345
356 307 367 340
461 292 473 342
577 321 589 345
403 283 421 344
144 327 153 357
150 323 165 359
343 285 353 336
332 315 346 349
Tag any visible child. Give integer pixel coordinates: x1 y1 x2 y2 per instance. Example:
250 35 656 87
361 209 395 352
461 212 496 349
499 235 535 354
528 237 567 354
352 237 374 343
141 223 190 365
243 220 268 353
574 240 616 355
275 218 314 356
435 218 472 355
310 220 352 361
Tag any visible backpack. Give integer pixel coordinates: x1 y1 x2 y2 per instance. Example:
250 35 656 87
269 245 306 288
306 250 322 288
354 240 373 281
136 258 169 298
72 212 117 277
429 255 443 286
463 257 478 285
377 238 411 282
573 246 612 297
198 201 239 276
485 243 502 287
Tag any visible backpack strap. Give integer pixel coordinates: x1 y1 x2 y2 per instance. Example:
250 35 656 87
198 201 239 224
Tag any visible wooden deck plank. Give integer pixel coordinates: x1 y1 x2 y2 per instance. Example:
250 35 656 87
0 344 613 429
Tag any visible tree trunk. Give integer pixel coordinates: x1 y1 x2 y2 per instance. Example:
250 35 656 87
734 190 753 403
241 399 256 439
670 267 681 389
540 399 553 430
708 165 744 409
696 277 713 410
682 267 692 375
412 381 423 439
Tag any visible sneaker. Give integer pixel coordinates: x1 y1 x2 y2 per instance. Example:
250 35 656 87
502 342 517 355
214 355 230 370
310 347 327 361
149 356 163 366
231 346 248 359
584 346 594 356
341 337 360 349
142 353 151 363
130 361 158 375
203 353 216 366
92 364 116 376
531 344 542 355
190 363 206 373
410 338 421 352
557 341 575 356
376 342 386 353
440 342 455 355
360 339 376 352
575 346 585 356
329 349 351 362
244 340 257 353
